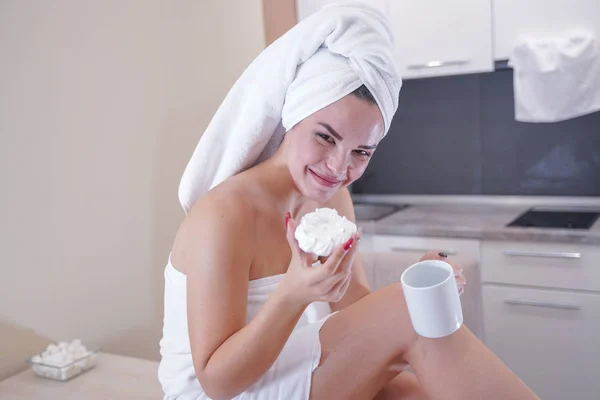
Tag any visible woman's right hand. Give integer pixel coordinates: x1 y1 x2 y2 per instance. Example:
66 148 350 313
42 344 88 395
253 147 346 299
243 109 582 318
279 213 361 306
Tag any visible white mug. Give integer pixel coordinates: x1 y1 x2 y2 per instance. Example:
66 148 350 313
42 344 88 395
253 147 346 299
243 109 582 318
401 260 463 338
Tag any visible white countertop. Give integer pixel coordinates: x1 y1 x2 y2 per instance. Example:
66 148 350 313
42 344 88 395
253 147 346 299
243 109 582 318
353 195 600 245
0 353 161 399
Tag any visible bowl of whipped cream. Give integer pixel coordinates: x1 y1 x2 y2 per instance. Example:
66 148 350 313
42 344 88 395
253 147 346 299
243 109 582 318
26 339 101 381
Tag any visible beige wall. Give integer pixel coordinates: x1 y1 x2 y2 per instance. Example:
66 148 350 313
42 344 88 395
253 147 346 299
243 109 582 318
0 0 265 371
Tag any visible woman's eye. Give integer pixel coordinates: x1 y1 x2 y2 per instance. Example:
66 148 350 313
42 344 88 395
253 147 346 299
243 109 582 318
317 133 335 144
354 149 372 157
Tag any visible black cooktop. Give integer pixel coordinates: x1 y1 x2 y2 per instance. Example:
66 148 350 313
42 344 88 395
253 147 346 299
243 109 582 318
508 209 600 230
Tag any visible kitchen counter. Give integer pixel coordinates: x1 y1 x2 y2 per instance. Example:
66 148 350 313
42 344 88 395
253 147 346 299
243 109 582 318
353 196 600 245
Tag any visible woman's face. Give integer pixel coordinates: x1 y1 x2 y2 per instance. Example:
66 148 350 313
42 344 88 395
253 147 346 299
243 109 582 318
285 94 385 203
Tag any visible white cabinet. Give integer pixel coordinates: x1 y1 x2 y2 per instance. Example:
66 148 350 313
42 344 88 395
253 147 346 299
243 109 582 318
482 240 600 400
481 241 600 292
493 0 600 60
482 284 600 400
371 234 480 261
296 0 494 79
387 0 493 79
296 1 600 76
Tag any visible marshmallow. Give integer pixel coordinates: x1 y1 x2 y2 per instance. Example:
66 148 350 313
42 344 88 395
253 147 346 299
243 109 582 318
31 339 98 381
295 208 357 257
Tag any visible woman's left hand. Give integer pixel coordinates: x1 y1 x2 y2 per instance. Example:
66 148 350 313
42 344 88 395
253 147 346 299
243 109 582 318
420 251 466 296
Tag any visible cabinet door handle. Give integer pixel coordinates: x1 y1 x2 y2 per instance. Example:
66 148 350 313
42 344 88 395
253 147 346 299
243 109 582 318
504 298 580 311
390 247 457 256
406 59 469 70
502 250 582 259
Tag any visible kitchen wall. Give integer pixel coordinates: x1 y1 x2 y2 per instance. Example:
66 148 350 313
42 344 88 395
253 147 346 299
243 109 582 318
0 0 265 366
352 69 600 196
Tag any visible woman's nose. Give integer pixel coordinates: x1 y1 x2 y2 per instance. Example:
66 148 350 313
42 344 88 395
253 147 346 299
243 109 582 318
326 152 349 176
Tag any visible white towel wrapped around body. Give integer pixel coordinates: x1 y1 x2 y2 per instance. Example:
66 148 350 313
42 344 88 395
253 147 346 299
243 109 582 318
178 1 402 212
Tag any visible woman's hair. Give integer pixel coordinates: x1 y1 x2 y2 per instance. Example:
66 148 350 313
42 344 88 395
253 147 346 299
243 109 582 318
351 84 377 105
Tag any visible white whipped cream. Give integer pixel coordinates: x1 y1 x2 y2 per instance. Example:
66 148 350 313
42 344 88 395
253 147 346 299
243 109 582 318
295 208 357 257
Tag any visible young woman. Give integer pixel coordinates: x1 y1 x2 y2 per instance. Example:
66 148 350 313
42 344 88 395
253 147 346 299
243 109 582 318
159 3 539 400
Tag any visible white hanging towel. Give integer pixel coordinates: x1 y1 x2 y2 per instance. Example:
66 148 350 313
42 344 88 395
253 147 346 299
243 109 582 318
509 30 600 123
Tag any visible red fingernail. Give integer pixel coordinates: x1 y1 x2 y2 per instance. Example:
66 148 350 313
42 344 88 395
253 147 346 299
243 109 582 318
343 238 354 251
285 212 291 227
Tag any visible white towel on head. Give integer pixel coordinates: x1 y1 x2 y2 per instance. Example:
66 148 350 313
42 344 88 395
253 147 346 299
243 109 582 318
509 31 600 123
178 1 402 212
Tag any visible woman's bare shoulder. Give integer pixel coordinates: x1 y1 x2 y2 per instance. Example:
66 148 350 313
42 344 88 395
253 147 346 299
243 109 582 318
171 184 258 273
194 183 257 220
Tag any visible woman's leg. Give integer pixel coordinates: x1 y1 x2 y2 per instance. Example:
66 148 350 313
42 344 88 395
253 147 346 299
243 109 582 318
310 283 539 400
310 283 417 400
374 372 429 400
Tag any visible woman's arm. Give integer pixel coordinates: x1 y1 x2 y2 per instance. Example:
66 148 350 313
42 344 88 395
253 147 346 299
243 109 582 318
172 192 306 400
325 187 371 312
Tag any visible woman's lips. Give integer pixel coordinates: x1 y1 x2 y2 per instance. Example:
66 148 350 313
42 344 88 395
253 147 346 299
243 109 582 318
309 168 342 188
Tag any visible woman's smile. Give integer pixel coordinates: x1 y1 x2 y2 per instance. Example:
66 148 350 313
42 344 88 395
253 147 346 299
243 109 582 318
308 168 343 188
